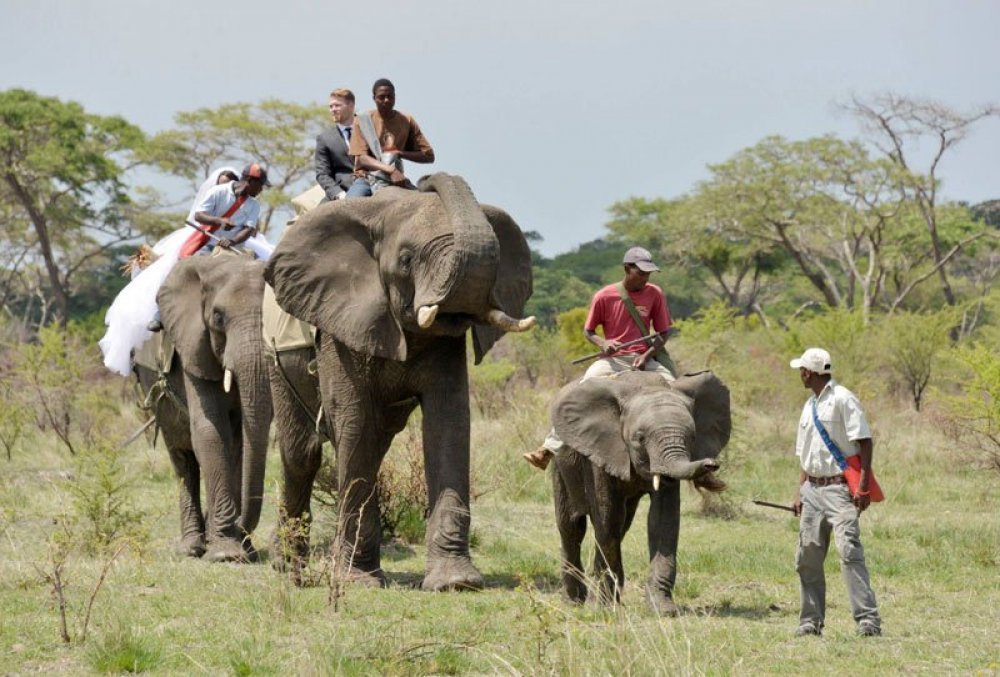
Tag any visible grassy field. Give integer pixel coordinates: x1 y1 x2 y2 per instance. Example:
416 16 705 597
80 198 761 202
2 348 999 675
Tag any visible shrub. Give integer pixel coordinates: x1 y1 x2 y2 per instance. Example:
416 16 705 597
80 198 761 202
877 309 957 410
378 422 428 544
938 344 1000 472
66 443 148 555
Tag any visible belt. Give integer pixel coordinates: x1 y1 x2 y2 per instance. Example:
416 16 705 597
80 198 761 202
806 474 846 487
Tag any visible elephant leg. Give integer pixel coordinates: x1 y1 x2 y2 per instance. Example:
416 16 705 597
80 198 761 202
167 445 206 557
587 473 626 605
553 466 587 604
646 479 682 616
271 356 324 578
185 377 245 562
419 343 483 592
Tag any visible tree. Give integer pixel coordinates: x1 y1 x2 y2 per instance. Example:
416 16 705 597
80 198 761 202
0 89 158 327
846 93 1000 308
153 100 328 232
606 195 783 323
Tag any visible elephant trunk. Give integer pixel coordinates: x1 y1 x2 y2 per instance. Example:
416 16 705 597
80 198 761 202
418 174 499 313
231 324 272 537
650 429 713 482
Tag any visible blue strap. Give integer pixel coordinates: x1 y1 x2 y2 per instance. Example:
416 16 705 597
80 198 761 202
811 397 848 472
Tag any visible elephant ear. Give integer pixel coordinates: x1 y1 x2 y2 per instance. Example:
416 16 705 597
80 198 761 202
158 257 222 381
264 202 407 361
552 377 631 481
472 205 533 364
671 371 732 461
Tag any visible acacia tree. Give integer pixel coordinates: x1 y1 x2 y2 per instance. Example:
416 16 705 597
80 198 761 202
153 99 328 232
606 196 783 323
0 89 155 327
846 93 1000 307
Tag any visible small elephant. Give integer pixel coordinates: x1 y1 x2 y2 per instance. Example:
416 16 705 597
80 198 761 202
135 255 272 562
549 369 731 614
266 173 533 590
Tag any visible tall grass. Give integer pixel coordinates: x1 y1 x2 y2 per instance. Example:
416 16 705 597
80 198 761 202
1 316 998 673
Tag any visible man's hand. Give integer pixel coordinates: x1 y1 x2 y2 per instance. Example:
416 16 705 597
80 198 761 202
632 352 650 370
219 217 236 230
601 339 622 356
852 492 871 512
218 238 233 249
792 490 803 517
389 169 407 186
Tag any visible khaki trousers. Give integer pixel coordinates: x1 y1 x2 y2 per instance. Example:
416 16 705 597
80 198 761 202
796 481 881 629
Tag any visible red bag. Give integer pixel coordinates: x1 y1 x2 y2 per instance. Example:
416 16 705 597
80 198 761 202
179 194 247 259
844 455 884 502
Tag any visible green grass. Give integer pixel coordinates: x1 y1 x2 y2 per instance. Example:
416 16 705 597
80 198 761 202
2 368 999 674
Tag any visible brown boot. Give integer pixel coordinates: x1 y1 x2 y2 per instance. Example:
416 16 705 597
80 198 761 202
523 447 553 471
693 470 727 493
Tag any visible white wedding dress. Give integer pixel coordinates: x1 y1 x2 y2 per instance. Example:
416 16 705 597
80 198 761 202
99 167 274 376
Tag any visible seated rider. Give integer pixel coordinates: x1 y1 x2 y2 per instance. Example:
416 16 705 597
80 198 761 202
346 78 435 198
186 162 269 255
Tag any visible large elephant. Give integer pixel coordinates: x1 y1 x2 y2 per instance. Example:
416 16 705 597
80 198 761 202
549 369 731 614
265 173 533 590
135 254 272 562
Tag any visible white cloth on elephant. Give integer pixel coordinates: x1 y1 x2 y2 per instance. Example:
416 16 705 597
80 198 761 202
99 167 239 376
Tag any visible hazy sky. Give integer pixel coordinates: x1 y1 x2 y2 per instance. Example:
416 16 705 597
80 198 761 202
3 0 998 255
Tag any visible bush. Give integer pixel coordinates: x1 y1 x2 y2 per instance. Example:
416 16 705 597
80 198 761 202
877 309 957 410
939 344 1000 472
378 421 428 544
66 443 148 555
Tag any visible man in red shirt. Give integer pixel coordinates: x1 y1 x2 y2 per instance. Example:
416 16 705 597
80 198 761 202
524 247 675 469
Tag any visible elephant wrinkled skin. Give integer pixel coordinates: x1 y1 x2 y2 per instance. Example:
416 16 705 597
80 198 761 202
549 370 731 614
265 173 533 591
135 255 272 562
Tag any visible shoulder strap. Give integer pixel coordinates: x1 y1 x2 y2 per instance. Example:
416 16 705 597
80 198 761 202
616 282 650 336
356 112 382 158
810 397 848 471
222 194 247 219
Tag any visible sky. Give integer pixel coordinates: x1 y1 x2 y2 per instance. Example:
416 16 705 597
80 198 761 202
3 0 998 256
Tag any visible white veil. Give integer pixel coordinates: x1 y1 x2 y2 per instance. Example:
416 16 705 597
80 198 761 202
99 167 240 376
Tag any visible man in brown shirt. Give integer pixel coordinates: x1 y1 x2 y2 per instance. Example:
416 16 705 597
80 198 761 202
346 78 435 198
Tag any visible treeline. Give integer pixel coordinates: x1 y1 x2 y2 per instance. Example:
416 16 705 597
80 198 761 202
1 88 997 336
529 94 999 332
0 89 328 330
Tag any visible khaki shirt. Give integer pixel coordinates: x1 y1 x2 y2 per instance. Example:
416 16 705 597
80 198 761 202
795 380 872 478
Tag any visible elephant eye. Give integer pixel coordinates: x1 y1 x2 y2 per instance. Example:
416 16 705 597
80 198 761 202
398 251 412 274
211 309 224 328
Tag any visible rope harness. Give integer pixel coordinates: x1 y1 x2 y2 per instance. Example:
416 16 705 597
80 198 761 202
271 338 329 441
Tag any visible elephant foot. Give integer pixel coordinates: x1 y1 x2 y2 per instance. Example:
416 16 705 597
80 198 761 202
645 586 680 617
562 573 588 605
332 565 386 589
421 556 484 592
174 535 206 559
205 538 251 563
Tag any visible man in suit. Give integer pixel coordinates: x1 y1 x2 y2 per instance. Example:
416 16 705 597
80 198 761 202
315 88 357 202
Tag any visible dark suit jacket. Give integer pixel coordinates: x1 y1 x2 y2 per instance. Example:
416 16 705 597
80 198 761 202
315 126 356 200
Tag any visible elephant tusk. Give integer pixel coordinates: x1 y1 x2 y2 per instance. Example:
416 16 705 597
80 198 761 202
485 309 537 333
224 368 233 393
417 304 439 329
653 474 661 492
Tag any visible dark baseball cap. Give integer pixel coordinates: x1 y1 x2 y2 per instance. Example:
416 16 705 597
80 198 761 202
241 163 271 186
623 246 659 272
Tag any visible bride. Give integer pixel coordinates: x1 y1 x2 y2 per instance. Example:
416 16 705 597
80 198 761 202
99 167 239 376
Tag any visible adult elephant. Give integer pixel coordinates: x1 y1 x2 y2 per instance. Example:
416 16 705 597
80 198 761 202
135 254 272 562
549 370 731 615
265 173 533 591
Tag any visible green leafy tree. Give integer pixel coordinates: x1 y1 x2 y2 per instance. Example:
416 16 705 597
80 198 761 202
153 99 328 232
0 89 157 327
877 309 956 410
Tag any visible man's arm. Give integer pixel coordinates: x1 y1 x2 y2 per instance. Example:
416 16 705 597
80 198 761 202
631 331 669 370
398 116 434 163
315 134 340 200
792 469 808 516
852 437 874 511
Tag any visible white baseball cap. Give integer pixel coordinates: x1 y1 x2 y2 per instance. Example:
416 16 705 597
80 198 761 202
790 347 832 375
